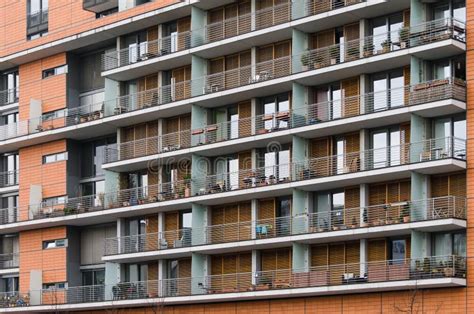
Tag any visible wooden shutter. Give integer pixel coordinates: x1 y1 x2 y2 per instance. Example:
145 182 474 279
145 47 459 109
238 101 252 137
179 258 191 278
431 175 448 198
344 23 360 61
261 250 277 271
257 45 273 63
277 248 291 270
341 77 360 117
450 173 466 197
401 123 410 164
239 202 252 240
403 10 410 27
177 17 191 50
211 255 223 275
239 252 252 272
258 199 275 220
311 244 328 267
345 241 360 274
316 29 335 48
165 212 178 231
274 41 291 77
403 66 411 105
147 26 159 56
399 181 411 201
344 187 360 226
406 238 411 259
238 151 252 188
310 137 330 177
368 239 387 262
329 244 345 283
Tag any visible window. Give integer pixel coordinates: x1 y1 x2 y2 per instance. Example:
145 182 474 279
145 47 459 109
0 70 19 105
81 180 105 207
432 0 465 22
42 282 66 289
432 56 465 81
260 144 290 181
27 31 48 40
42 65 67 79
81 137 116 178
1 153 19 186
370 69 405 111
42 109 65 121
1 112 18 126
371 127 402 168
432 232 466 257
43 239 67 249
82 269 105 286
261 93 290 130
42 196 67 206
42 152 67 164
79 51 105 93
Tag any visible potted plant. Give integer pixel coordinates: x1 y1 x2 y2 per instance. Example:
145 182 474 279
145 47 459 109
329 46 339 64
300 51 313 70
363 41 374 57
63 207 75 215
400 205 410 223
398 27 410 48
380 39 391 53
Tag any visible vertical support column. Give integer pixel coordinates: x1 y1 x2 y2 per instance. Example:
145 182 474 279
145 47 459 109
192 203 207 245
251 98 257 135
191 104 207 146
29 270 42 305
292 189 309 234
410 0 426 26
27 185 42 220
104 78 120 117
410 114 429 163
29 99 42 134
105 262 121 300
292 29 308 74
252 249 260 285
191 154 207 196
292 82 308 128
410 56 424 85
251 47 257 77
116 218 126 254
411 172 429 220
359 19 368 59
359 74 368 114
251 199 258 239
250 0 257 31
360 183 368 227
191 55 207 97
360 239 368 277
191 253 208 294
191 6 207 47
411 231 431 259
292 243 309 272
291 0 306 20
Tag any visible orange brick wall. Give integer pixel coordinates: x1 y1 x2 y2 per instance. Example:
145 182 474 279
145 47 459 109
0 0 180 58
19 226 67 293
18 52 67 121
74 288 470 313
18 140 67 220
466 0 474 307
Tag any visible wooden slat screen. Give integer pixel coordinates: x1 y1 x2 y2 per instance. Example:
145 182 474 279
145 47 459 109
239 151 252 188
341 77 360 117
311 244 328 267
258 199 275 220
368 239 386 262
403 10 410 27
344 186 360 226
238 101 252 137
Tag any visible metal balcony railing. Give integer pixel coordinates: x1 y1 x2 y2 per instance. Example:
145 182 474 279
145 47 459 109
102 0 365 70
0 88 19 106
103 18 464 117
103 196 465 256
0 252 19 269
16 136 463 225
0 207 18 225
103 78 466 163
0 291 28 308
11 255 465 307
0 170 19 188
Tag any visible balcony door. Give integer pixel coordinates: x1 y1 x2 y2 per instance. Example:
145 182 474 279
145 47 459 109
371 127 403 168
371 69 405 112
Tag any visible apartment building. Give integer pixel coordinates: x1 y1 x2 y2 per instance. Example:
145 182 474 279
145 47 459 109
0 0 471 312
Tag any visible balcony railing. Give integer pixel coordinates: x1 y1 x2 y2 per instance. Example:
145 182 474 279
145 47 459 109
104 196 465 256
0 207 18 225
0 291 28 308
11 136 462 225
0 88 19 106
104 78 466 163
12 256 465 307
0 252 19 269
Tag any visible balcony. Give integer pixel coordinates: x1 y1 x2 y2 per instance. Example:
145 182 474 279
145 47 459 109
101 0 367 73
104 196 465 257
0 292 27 308
0 88 19 107
0 137 464 235
26 10 48 36
4 256 465 309
103 78 466 167
0 252 19 269
0 170 18 189
83 0 118 13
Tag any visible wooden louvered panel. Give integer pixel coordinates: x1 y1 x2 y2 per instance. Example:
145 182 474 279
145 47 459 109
211 255 223 275
239 202 252 240
368 239 386 262
311 244 328 267
316 29 335 48
406 238 411 259
257 45 273 63
145 74 158 91
224 5 239 38
165 212 178 231
239 51 252 88
431 175 448 198
145 215 158 248
344 187 360 226
261 250 277 272
225 54 239 89
238 151 252 189
341 77 359 117
134 124 147 157
223 255 238 274
344 23 360 61
177 17 191 51
258 199 275 220
147 170 159 199
238 101 252 137
403 10 410 27
311 0 331 15
310 137 330 177
274 41 291 77
180 114 191 130
211 207 225 225
329 244 345 284
177 258 192 296
369 183 387 205
209 8 224 23
239 203 251 221
238 1 251 34
137 77 146 108
165 117 179 134
450 173 466 197
172 66 191 100
210 58 225 75
344 133 359 173
399 181 411 201
277 248 291 270
147 262 159 297
345 241 360 274
147 26 159 56
225 205 239 242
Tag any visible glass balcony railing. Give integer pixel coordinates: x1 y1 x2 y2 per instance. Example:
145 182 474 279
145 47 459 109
9 255 465 308
104 78 466 164
104 196 465 256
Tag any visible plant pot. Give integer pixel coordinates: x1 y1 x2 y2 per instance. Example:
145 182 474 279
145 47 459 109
400 41 407 49
443 268 454 277
330 58 337 65
184 188 190 198
403 216 410 223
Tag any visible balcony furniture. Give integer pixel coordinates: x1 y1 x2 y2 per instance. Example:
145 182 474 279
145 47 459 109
159 238 168 249
206 125 218 132
203 84 222 94
275 111 290 121
137 52 158 61
249 71 273 84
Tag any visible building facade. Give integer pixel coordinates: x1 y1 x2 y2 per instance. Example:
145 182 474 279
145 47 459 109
0 0 472 312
